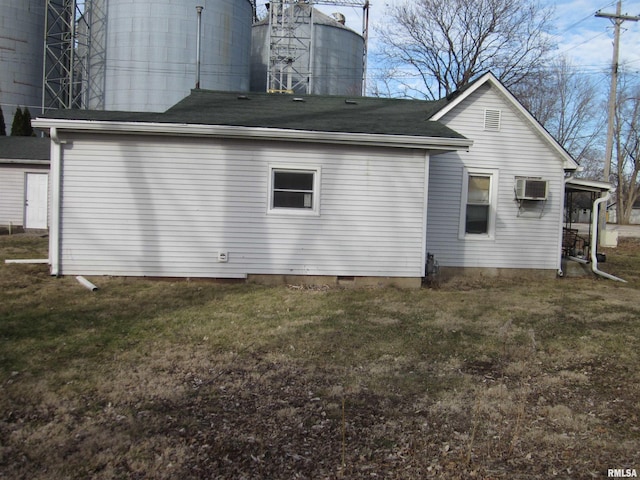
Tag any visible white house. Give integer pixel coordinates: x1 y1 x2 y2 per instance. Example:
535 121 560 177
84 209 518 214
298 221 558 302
33 73 578 286
426 75 578 275
0 137 50 231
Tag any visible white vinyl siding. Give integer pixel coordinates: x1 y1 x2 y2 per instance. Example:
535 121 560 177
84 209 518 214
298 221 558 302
427 83 565 271
57 135 427 278
0 164 49 227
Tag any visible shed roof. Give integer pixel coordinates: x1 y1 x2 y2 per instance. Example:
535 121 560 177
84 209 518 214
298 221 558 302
565 178 612 194
0 137 50 163
39 90 465 140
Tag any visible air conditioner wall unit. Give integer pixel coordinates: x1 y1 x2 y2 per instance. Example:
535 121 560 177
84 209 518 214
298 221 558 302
515 178 548 200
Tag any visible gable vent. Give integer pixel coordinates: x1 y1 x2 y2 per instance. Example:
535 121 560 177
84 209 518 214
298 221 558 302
484 109 501 131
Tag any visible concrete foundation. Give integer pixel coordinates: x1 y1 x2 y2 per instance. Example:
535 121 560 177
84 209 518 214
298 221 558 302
247 274 422 289
561 258 594 278
437 267 558 282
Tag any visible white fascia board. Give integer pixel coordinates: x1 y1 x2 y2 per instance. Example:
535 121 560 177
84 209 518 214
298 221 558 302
429 73 494 122
0 159 50 165
565 177 613 193
429 72 579 171
32 118 473 152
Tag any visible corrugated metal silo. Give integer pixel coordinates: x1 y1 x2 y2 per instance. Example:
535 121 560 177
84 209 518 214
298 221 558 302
89 0 253 112
0 0 45 129
250 5 364 96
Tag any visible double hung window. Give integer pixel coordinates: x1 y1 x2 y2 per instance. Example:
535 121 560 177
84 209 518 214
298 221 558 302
460 168 498 238
269 166 320 214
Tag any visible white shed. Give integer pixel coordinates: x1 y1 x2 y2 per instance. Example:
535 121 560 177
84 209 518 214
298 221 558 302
0 137 50 231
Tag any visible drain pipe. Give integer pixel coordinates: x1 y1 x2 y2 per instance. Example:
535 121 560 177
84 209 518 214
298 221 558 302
591 193 627 283
49 127 63 276
76 276 98 291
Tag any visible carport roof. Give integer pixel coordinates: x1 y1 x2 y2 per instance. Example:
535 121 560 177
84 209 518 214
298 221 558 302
565 178 612 194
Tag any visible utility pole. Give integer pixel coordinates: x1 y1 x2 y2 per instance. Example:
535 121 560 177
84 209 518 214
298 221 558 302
595 1 639 245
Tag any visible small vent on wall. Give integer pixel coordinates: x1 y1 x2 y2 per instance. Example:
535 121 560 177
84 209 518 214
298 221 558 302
484 109 501 131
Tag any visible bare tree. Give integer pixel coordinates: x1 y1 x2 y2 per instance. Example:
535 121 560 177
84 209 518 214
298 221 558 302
375 0 556 100
613 79 640 224
576 146 606 181
511 57 606 167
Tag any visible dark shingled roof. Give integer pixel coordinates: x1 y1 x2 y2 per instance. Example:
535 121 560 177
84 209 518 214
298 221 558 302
0 137 50 162
39 90 465 140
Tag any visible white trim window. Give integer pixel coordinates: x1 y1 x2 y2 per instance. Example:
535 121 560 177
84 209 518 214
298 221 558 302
268 166 320 215
459 168 498 239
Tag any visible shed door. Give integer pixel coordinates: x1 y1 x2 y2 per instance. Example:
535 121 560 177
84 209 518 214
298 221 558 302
25 173 48 229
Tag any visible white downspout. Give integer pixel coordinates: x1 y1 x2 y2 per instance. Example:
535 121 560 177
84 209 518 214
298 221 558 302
49 127 62 276
591 193 627 283
421 151 430 277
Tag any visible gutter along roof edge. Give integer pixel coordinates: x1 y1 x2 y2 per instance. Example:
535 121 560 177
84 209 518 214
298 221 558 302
0 159 50 165
33 118 473 151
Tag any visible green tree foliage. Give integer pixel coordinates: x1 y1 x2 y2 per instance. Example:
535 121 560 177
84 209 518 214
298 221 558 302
10 107 34 136
22 107 34 137
0 105 6 136
11 107 24 136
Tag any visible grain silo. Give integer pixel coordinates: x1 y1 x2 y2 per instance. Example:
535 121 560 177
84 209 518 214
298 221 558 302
0 0 45 130
88 0 254 112
251 3 365 96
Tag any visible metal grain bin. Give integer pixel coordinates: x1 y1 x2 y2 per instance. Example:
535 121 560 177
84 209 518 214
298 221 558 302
0 0 45 128
89 0 253 112
251 6 364 96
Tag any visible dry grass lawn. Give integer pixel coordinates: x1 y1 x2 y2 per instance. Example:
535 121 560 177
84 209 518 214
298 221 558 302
1 234 639 479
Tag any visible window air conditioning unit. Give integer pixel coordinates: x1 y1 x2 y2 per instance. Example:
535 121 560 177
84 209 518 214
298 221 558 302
515 178 548 200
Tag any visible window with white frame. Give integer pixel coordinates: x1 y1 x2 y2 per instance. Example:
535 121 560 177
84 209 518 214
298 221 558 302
459 168 498 238
269 166 320 214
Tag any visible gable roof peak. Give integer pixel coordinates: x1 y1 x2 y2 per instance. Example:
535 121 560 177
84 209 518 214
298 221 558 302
429 72 578 171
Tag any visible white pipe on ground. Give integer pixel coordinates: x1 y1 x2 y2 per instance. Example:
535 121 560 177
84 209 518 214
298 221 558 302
568 256 589 265
76 276 98 291
591 194 627 283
